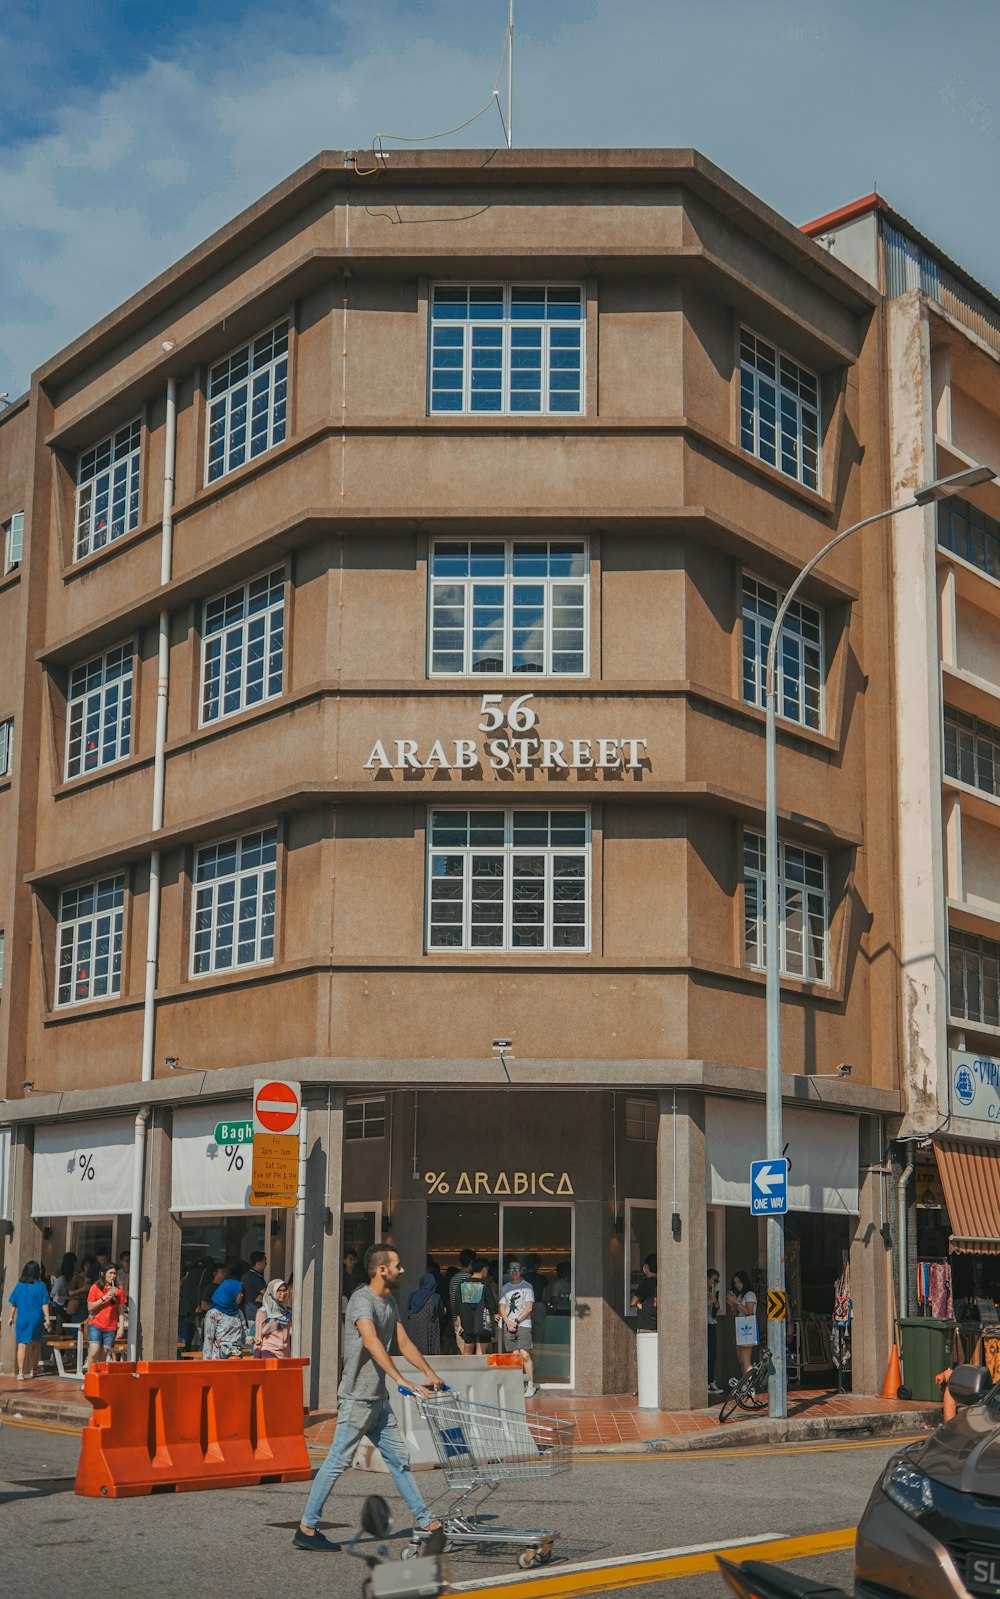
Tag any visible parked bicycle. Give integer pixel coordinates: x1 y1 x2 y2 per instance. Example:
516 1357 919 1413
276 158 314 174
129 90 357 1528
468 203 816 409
718 1348 772 1423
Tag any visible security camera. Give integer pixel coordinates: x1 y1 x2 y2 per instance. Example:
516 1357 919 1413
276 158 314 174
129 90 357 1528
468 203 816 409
22 1080 33 1093
836 1062 852 1078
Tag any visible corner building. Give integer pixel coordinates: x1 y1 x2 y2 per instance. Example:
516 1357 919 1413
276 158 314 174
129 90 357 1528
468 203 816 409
0 151 899 1406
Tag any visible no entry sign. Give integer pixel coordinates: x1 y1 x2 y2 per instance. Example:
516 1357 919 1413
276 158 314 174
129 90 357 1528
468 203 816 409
253 1078 301 1136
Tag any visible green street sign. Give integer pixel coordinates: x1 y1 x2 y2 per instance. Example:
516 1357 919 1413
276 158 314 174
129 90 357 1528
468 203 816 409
214 1120 254 1146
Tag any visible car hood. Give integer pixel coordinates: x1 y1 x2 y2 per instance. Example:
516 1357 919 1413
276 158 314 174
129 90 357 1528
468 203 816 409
915 1402 1000 1496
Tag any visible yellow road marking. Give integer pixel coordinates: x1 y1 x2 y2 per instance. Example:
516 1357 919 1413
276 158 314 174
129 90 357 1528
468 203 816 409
2 1416 83 1438
450 1527 855 1597
574 1434 920 1464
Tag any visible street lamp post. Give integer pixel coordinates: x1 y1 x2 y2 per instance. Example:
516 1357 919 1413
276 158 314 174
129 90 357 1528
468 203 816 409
763 463 994 1421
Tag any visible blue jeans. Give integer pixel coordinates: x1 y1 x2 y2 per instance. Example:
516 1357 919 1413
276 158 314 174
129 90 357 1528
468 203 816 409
301 1397 433 1531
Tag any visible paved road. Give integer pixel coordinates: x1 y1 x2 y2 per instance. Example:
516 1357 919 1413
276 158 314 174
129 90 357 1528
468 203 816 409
1 1419 915 1596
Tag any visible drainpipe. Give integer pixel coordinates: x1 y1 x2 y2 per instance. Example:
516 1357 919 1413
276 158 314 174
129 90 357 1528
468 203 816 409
128 377 176 1359
291 1110 308 1360
896 1139 916 1323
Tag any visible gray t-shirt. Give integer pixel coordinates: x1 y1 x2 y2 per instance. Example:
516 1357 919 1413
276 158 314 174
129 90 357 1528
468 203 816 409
339 1285 398 1403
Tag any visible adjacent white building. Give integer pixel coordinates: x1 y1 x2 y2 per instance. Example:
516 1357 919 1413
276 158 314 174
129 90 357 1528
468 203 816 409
806 196 1000 1312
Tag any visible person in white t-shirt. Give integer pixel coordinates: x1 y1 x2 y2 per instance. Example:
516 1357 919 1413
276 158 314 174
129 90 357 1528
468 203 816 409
726 1270 758 1377
499 1259 537 1398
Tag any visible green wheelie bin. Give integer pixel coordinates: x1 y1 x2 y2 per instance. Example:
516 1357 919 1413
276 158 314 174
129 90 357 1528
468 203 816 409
896 1317 956 1402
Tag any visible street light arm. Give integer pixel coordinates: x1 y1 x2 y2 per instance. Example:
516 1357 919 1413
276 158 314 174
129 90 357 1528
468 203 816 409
764 498 919 700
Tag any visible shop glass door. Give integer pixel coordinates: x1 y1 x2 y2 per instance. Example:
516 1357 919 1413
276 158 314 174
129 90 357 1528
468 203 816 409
500 1204 573 1386
344 1203 383 1271
624 1199 656 1317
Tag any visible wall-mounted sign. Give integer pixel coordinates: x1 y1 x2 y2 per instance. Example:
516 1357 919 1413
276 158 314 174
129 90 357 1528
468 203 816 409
365 694 648 775
423 1169 574 1198
950 1051 1000 1124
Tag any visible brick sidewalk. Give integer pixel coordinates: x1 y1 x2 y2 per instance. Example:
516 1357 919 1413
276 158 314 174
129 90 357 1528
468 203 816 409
0 1371 938 1450
301 1385 936 1451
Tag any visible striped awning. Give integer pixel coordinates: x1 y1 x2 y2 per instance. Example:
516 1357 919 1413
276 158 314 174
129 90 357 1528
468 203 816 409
936 1139 1000 1255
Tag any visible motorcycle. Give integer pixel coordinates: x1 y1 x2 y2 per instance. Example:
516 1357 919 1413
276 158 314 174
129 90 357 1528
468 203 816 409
348 1493 447 1599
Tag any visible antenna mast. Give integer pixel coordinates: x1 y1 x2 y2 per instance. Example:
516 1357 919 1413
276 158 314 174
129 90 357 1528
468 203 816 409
507 0 514 149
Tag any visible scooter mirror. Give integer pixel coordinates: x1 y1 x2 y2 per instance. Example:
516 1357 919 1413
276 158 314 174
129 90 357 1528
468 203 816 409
361 1494 392 1540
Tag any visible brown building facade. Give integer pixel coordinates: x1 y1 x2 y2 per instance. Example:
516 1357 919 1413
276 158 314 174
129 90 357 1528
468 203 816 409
0 150 900 1406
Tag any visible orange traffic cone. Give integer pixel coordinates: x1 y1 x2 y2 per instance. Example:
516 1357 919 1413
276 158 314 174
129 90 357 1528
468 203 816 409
881 1343 903 1399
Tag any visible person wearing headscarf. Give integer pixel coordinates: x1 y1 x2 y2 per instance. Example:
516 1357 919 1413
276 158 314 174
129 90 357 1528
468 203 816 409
406 1272 443 1355
202 1263 247 1360
253 1279 292 1358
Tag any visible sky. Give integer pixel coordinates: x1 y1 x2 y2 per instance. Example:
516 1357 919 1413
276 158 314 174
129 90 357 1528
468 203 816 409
2 0 999 399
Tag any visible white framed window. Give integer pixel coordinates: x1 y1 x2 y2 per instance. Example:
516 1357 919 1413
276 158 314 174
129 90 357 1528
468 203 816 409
206 320 288 483
0 718 12 778
739 330 819 490
624 1097 657 1142
56 874 125 1007
65 643 133 780
201 568 284 725
3 511 24 573
192 827 277 977
427 808 590 952
742 574 824 732
744 831 829 984
430 285 584 416
346 1096 387 1141
429 540 588 676
75 421 141 561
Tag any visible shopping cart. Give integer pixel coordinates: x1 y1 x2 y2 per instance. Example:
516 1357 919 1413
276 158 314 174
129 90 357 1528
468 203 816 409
400 1389 573 1570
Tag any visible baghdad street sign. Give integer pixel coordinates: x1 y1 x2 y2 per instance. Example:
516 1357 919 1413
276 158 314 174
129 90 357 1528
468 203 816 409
214 1120 253 1146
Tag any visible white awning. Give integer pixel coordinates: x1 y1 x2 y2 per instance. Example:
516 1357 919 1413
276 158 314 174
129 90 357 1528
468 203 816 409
705 1098 860 1215
0 1127 10 1221
32 1116 135 1218
171 1102 253 1213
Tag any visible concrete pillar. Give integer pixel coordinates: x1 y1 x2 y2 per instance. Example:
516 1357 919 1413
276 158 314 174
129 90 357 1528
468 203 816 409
390 1092 426 1292
1 1125 42 1374
572 1197 606 1394
300 1091 344 1412
139 1108 182 1360
657 1090 707 1410
850 1116 894 1395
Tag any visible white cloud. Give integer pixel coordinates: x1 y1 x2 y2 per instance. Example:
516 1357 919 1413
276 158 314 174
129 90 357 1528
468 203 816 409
1 0 999 398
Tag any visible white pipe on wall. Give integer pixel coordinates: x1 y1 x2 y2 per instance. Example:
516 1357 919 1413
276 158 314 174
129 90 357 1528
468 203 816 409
129 377 177 1360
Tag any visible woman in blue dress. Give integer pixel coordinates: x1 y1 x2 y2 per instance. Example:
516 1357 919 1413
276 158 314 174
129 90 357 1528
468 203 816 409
7 1260 53 1380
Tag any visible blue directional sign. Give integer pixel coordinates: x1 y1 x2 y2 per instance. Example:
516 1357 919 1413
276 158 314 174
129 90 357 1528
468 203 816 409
750 1157 789 1215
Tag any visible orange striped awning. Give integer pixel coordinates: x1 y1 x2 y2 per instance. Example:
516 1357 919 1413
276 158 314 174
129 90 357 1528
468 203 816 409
937 1139 1000 1255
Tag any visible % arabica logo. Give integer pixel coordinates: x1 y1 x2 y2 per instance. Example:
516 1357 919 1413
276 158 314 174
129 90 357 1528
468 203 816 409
365 693 648 775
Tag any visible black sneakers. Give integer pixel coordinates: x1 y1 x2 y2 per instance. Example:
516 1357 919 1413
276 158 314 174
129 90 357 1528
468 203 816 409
292 1529 342 1552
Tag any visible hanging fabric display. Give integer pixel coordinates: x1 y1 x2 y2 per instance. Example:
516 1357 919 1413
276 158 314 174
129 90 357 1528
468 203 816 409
831 1261 852 1376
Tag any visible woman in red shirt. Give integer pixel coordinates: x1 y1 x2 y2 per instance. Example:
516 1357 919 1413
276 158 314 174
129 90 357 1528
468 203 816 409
87 1266 124 1364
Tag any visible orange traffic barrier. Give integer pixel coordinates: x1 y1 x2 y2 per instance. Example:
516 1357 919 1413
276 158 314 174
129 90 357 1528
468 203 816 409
487 1353 523 1368
75 1357 313 1498
881 1343 903 1399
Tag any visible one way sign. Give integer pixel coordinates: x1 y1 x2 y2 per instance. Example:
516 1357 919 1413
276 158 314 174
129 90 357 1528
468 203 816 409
750 1158 789 1215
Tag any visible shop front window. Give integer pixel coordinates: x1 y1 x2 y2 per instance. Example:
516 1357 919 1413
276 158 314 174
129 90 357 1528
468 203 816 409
426 1201 574 1385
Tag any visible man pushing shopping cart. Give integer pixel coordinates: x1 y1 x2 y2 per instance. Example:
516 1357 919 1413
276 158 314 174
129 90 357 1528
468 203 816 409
294 1243 446 1553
